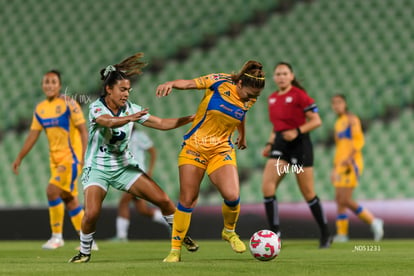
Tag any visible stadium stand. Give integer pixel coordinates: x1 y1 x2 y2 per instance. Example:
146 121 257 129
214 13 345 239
0 0 412 206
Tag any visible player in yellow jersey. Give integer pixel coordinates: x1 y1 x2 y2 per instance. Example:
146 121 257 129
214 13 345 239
156 61 265 262
331 94 383 242
12 70 94 250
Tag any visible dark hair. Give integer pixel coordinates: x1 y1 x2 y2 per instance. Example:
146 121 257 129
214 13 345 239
332 93 346 101
275 62 305 90
332 93 348 111
44 69 62 84
100 52 147 95
231 60 265 89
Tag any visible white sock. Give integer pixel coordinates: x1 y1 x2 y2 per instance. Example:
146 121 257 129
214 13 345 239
52 233 63 240
152 209 169 227
80 231 94 255
116 216 130 239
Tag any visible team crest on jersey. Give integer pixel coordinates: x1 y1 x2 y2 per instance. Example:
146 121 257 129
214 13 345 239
56 105 62 114
286 96 293 103
269 98 276 104
223 91 230 96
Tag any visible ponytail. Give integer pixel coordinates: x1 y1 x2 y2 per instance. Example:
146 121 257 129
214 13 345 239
100 52 147 95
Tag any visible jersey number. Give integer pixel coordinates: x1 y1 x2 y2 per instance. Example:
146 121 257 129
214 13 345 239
109 130 126 144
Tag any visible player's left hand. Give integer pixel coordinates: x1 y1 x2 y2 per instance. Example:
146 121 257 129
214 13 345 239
235 136 247 150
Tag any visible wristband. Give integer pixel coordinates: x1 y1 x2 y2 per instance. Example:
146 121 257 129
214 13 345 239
296 127 302 135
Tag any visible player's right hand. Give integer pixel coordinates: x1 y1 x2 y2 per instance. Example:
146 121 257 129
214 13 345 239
12 159 20 175
129 108 149 122
155 82 173 97
262 144 271 157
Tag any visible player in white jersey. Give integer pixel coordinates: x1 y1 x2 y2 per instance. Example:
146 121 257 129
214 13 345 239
113 129 170 241
69 53 195 263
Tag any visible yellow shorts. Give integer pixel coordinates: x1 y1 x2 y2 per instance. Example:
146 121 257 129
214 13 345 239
178 143 237 175
333 163 362 188
49 159 81 196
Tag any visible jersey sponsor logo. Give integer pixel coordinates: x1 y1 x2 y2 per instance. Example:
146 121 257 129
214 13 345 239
234 109 244 119
94 108 102 113
286 96 293 103
186 149 200 157
109 130 126 144
194 157 206 165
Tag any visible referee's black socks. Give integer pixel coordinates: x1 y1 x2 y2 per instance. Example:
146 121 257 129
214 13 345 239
307 196 330 237
264 195 280 234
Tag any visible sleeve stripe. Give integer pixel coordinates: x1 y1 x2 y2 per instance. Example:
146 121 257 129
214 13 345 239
304 103 318 112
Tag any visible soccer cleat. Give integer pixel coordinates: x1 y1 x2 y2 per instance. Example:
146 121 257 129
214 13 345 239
319 235 333 249
371 218 384 241
333 234 349 243
68 252 91 263
221 229 246 253
183 236 199 252
42 237 64 249
75 240 99 251
163 249 181 263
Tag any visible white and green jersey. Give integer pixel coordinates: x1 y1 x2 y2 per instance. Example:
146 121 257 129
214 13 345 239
129 130 153 172
84 97 150 171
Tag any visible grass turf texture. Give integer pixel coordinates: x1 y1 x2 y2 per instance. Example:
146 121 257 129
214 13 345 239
0 240 412 276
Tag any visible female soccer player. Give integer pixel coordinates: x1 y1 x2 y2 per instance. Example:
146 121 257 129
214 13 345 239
69 53 196 263
331 94 383 242
261 62 331 248
156 60 265 262
12 70 91 250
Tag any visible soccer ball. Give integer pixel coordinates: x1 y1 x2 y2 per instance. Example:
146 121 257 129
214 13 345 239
249 230 281 261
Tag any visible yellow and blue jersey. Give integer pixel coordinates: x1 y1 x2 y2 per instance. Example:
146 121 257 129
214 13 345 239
30 96 85 165
184 73 256 152
333 113 364 177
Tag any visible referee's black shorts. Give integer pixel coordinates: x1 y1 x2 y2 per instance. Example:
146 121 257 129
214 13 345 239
268 131 314 167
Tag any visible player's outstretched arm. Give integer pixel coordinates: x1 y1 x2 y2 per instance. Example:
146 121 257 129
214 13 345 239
12 129 41 175
95 109 149 128
142 114 195 130
155 79 197 97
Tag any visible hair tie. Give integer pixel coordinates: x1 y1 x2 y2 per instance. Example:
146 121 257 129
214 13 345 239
103 65 116 78
244 73 265 80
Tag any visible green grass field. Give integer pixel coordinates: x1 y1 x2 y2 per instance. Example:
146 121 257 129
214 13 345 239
0 239 413 276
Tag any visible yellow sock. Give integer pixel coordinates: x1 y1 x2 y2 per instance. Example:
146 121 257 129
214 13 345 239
222 198 240 231
171 204 192 250
355 206 374 224
336 214 349 235
69 206 84 233
48 198 64 234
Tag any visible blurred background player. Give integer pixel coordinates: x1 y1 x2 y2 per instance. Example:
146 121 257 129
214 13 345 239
113 128 170 241
69 52 197 263
261 62 331 248
156 60 265 262
331 94 384 242
12 70 95 250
